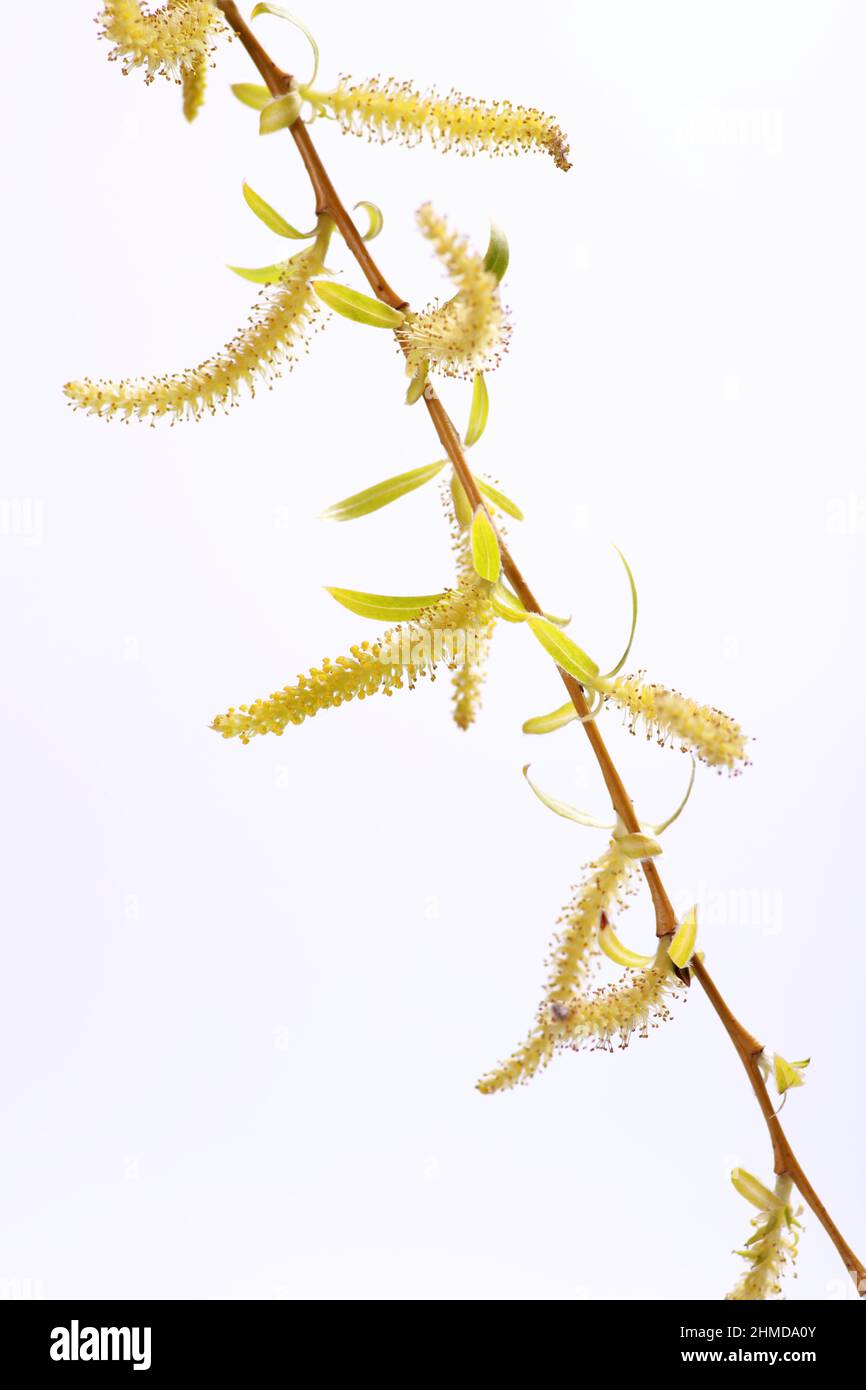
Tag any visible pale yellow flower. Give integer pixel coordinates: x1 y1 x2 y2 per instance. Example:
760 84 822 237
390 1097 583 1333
99 1 222 84
213 580 493 742
399 205 510 379
308 76 571 170
64 239 327 423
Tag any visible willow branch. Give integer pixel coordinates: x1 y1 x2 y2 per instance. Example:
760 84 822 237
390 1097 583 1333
215 0 865 1293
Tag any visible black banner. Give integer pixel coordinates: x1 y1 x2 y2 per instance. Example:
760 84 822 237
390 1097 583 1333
0 1297 861 1374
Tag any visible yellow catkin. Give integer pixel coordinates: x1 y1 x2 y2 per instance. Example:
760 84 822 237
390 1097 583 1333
480 939 682 1094
99 1 222 83
212 580 493 742
64 242 327 423
448 491 496 730
606 673 748 772
726 1178 801 1300
478 843 646 1093
182 52 208 120
399 204 510 379
316 76 571 171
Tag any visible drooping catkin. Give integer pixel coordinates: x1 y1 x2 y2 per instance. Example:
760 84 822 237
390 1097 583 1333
399 204 510 379
726 1177 801 1301
99 1 223 84
314 76 571 171
479 842 653 1093
213 579 494 742
64 242 327 423
447 485 496 730
604 673 748 772
182 52 208 120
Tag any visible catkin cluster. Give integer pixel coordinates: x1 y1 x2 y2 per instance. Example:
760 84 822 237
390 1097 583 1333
603 673 748 772
316 76 571 170
213 580 494 742
400 204 510 378
478 844 682 1094
726 1178 801 1300
99 1 222 84
64 244 327 423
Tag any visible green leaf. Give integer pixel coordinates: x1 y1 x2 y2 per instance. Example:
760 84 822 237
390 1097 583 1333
731 1168 782 1212
464 372 489 448
522 765 613 829
527 618 599 682
470 507 501 582
601 546 639 678
490 584 529 623
354 201 384 242
483 222 510 283
474 476 524 521
242 181 317 239
450 473 472 529
259 90 302 134
227 261 290 285
616 832 663 861
522 700 579 736
405 362 428 404
324 587 445 621
312 281 405 328
320 460 446 521
231 83 272 111
599 922 654 969
647 758 696 836
490 583 569 627
668 905 697 968
251 4 319 86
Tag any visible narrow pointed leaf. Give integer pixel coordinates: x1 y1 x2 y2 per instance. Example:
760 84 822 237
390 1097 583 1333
450 473 472 529
324 587 445 621
522 765 613 829
647 757 696 836
475 476 524 521
406 362 428 404
490 583 569 627
601 546 639 678
227 261 290 285
260 90 302 134
616 832 663 860
731 1168 782 1212
464 372 489 448
242 181 317 239
774 1054 806 1095
354 200 384 242
483 222 510 283
231 83 273 111
470 507 501 582
490 584 528 623
522 701 579 735
320 460 446 521
312 281 405 328
527 618 599 682
251 4 319 85
599 921 654 969
668 905 698 968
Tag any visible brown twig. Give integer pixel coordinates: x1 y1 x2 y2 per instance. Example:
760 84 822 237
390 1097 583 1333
215 0 865 1294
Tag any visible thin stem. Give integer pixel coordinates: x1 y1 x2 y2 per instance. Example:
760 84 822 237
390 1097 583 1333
216 0 864 1294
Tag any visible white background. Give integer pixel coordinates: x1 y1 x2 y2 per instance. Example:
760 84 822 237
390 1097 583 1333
2 0 865 1301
